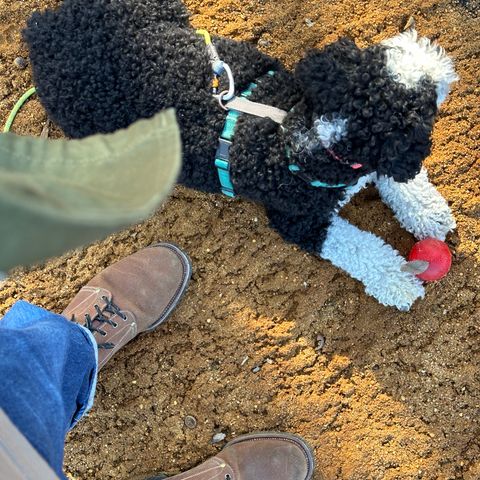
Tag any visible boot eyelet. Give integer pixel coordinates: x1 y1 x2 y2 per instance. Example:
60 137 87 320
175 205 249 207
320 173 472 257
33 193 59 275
225 475 232 480
112 322 118 328
100 331 107 336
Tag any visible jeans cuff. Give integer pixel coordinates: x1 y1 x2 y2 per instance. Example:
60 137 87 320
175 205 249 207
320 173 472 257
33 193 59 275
69 323 98 430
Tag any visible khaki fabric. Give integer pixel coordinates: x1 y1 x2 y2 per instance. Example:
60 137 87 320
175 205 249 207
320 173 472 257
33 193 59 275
0 109 181 271
0 409 59 480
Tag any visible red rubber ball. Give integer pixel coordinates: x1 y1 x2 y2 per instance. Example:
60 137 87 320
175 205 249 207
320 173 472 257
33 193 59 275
408 238 452 281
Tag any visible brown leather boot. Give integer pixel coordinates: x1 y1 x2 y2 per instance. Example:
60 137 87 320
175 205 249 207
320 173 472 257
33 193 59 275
63 243 191 369
144 432 315 480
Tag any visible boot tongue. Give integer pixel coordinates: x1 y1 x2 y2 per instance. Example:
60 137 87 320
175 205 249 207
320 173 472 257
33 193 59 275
62 286 112 322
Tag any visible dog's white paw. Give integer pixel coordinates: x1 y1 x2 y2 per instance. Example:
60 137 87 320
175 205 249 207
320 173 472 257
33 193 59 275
363 261 425 311
410 207 456 241
376 169 456 241
321 216 425 311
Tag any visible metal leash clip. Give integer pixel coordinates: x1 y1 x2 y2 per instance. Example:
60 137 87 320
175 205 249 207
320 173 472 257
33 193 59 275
197 29 235 102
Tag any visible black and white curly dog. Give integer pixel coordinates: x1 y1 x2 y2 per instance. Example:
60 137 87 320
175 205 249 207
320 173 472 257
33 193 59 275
24 0 458 310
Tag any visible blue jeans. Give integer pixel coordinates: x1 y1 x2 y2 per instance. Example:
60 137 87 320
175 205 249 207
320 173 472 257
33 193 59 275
0 300 98 478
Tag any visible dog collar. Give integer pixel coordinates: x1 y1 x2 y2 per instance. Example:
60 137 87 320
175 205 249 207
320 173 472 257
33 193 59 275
287 163 347 188
286 145 348 188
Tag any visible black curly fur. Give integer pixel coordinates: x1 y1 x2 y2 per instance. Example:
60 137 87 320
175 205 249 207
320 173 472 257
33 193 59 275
24 0 439 253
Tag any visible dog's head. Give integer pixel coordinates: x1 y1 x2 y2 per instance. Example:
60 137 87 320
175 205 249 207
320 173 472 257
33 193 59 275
287 29 458 183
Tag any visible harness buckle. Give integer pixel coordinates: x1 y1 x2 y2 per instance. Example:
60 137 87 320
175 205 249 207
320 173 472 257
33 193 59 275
216 137 232 161
215 139 235 197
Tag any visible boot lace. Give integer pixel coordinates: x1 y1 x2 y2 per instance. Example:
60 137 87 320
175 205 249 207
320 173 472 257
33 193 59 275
72 295 126 350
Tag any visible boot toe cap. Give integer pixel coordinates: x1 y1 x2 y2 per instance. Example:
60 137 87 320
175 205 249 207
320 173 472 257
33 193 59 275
221 432 315 480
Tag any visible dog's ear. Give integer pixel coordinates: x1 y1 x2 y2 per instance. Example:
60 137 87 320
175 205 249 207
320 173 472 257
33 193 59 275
295 37 361 113
377 112 433 182
381 29 459 107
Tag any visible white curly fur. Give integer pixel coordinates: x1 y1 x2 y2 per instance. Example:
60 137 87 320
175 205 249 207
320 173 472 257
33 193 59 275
382 29 459 106
375 168 456 240
337 173 376 210
313 115 348 148
320 215 425 310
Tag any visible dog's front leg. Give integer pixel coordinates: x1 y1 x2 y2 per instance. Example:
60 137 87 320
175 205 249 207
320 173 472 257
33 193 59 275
375 168 456 241
320 215 425 311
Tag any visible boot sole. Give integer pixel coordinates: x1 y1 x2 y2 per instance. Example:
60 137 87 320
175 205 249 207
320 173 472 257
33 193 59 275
144 242 192 332
225 431 315 480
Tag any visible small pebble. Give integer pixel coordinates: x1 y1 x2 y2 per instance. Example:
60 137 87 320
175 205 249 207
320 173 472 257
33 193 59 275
14 57 27 69
252 366 261 373
316 334 326 350
343 387 355 398
184 415 197 429
240 355 249 366
305 18 315 27
212 432 226 444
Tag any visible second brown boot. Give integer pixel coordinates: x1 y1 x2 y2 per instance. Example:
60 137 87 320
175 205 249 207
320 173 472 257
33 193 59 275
157 432 315 480
63 243 191 369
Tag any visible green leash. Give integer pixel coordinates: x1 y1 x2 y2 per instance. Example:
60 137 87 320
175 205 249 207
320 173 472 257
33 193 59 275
3 87 37 133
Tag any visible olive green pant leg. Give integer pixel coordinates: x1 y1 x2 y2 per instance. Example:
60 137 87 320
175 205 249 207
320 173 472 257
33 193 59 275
0 109 181 271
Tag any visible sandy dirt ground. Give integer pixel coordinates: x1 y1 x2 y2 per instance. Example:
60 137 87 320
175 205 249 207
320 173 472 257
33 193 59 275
0 0 479 478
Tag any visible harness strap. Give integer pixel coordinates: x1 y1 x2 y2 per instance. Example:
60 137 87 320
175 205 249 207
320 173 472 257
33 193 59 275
214 76 276 197
223 96 288 124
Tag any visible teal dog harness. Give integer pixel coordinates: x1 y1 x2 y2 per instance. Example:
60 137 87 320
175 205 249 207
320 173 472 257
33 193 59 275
214 80 260 197
198 31 358 197
213 76 359 196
